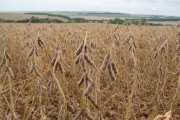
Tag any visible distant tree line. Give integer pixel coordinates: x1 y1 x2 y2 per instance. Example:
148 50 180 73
27 13 71 20
0 16 63 23
109 18 165 26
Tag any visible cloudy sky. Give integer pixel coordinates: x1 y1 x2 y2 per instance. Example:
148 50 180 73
0 0 180 16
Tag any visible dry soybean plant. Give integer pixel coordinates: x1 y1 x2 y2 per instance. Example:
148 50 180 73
73 32 101 120
0 48 18 119
0 23 179 120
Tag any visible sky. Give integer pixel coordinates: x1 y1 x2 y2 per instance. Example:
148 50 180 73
0 0 180 16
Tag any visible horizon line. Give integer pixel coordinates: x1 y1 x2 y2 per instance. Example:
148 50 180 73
0 10 179 17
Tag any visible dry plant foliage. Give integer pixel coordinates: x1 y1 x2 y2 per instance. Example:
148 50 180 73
0 23 179 120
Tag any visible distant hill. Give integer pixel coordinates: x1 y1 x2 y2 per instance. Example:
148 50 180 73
0 11 180 25
56 11 180 20
56 11 180 25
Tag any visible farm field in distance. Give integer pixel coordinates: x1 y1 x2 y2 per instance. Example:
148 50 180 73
147 21 180 25
0 23 179 120
0 13 67 21
56 12 180 25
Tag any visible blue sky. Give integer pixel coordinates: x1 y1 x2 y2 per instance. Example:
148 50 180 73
0 0 180 16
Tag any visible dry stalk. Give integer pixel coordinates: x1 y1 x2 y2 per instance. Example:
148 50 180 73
87 95 100 110
58 106 64 120
0 48 17 119
72 109 83 120
52 50 66 104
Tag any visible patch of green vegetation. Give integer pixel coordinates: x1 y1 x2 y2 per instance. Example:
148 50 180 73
109 18 124 24
26 13 71 20
0 16 63 23
0 19 15 23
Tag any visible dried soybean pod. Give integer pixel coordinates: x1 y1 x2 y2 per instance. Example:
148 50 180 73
55 62 59 71
86 73 92 82
83 81 94 96
58 62 65 74
75 55 81 64
28 47 34 57
111 60 118 74
34 65 41 77
5 51 12 61
81 56 86 72
101 51 111 71
34 46 39 56
51 53 57 65
84 44 88 53
87 95 100 110
84 54 94 66
7 67 14 78
76 41 84 56
35 63 40 70
78 75 85 86
37 37 44 48
108 63 116 81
